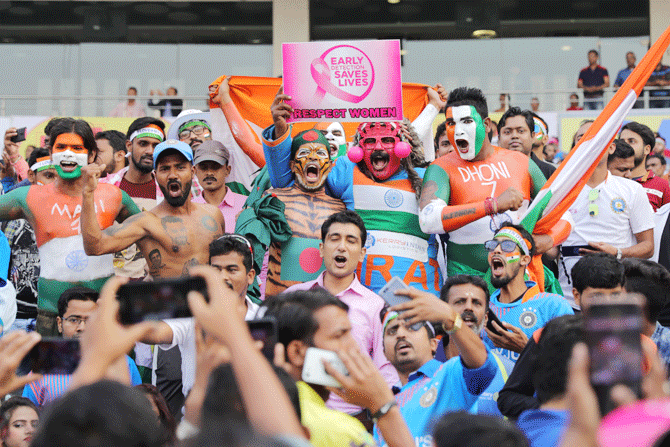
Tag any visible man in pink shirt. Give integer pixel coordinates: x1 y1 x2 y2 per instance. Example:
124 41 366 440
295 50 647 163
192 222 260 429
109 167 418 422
191 140 246 232
284 210 399 425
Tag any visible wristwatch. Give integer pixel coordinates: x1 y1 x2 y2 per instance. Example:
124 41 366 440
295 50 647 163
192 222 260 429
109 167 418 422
616 247 623 260
445 313 463 334
371 400 397 424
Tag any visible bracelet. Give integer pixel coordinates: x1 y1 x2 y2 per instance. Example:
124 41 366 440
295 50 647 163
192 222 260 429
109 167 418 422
371 400 397 424
492 197 498 214
484 197 496 216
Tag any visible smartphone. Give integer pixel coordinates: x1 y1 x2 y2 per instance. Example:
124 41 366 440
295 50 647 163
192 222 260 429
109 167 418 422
247 317 278 361
561 245 592 257
378 276 411 307
19 338 80 375
116 276 208 325
302 347 348 388
584 293 644 416
10 127 26 143
486 308 508 336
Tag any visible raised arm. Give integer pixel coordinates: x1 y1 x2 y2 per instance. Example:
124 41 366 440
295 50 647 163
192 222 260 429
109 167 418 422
210 76 266 167
418 162 524 234
262 86 296 189
81 164 150 255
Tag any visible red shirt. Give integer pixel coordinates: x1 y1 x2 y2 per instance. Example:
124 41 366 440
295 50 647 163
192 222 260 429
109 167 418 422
634 170 670 211
119 177 157 200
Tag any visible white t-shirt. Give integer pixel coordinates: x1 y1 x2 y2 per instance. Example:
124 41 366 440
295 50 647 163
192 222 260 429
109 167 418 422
558 172 655 296
0 281 16 335
159 296 259 397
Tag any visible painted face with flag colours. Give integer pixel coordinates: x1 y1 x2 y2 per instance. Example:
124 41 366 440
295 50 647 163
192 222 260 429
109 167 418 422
446 105 486 161
51 133 89 179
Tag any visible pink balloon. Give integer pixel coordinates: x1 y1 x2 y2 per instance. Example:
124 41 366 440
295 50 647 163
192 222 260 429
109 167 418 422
347 145 364 163
394 141 412 158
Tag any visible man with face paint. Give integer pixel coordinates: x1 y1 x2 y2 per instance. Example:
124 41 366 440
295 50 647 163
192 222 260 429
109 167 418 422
419 87 571 285
80 139 225 279
530 114 556 179
264 129 346 296
0 118 141 336
483 223 573 364
315 121 348 159
262 86 446 296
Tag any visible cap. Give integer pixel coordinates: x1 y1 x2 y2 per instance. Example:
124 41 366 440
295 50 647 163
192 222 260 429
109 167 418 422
167 110 211 141
194 140 230 166
153 139 193 169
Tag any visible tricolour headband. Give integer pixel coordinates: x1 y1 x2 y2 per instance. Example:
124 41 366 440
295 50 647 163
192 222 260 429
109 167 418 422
178 120 211 133
30 156 54 172
493 228 530 256
129 125 165 142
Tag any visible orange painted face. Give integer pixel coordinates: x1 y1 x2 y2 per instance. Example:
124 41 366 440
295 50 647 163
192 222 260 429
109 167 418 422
51 133 89 179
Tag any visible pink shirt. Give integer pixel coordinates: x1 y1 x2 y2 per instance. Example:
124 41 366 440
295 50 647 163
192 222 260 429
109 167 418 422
285 272 399 415
192 188 246 233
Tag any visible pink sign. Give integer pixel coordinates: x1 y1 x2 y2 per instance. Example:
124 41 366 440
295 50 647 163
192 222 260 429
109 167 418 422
282 40 403 123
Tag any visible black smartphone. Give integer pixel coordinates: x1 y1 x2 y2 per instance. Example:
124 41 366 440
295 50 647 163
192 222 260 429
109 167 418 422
584 293 644 416
247 317 278 361
561 245 592 257
486 308 508 336
116 276 208 325
10 127 26 143
19 338 80 375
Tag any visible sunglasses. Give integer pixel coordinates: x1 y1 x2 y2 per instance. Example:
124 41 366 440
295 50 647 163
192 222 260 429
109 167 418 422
484 239 519 253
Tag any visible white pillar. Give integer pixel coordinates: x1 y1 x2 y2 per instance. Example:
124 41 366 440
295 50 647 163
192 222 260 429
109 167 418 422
650 0 670 60
273 0 310 77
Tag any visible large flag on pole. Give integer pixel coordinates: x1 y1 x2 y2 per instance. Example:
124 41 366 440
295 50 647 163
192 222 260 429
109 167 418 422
521 25 670 234
520 25 670 291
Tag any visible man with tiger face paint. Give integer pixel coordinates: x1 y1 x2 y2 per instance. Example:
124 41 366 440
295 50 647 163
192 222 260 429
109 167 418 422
263 87 445 297
418 87 571 286
264 129 346 296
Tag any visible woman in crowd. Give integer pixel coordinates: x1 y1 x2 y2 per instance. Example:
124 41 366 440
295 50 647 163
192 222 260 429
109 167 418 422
0 397 38 447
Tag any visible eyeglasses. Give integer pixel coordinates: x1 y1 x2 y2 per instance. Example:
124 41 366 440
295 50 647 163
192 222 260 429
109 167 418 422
63 316 88 326
484 239 519 253
588 189 599 217
360 136 399 150
216 234 253 256
178 125 208 140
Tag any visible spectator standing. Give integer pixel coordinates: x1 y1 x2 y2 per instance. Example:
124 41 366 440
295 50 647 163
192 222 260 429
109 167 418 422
0 397 39 447
495 93 510 112
614 52 637 87
607 139 635 179
148 87 183 119
530 97 540 112
94 130 127 177
578 50 609 110
646 153 668 180
646 61 670 108
110 87 147 118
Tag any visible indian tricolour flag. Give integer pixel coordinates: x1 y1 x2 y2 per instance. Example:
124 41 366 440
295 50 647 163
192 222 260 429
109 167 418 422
520 25 670 290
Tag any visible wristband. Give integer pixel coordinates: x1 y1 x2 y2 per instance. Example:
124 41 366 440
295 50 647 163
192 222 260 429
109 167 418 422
371 400 397 424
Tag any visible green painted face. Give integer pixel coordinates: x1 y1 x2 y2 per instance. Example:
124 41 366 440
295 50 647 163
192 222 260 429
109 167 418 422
54 165 82 179
446 105 486 161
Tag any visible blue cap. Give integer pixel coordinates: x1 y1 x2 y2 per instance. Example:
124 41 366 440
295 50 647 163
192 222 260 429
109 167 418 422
153 139 193 169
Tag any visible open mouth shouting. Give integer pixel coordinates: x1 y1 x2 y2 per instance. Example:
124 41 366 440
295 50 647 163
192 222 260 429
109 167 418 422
59 160 79 172
328 142 339 158
167 180 183 197
455 138 470 154
461 310 479 330
370 150 390 172
490 256 507 277
304 162 321 184
333 253 348 269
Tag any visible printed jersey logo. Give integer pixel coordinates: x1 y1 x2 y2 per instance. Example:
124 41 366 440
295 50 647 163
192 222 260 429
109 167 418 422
66 250 89 272
419 385 438 408
384 189 404 208
457 161 511 183
611 197 626 213
519 308 538 328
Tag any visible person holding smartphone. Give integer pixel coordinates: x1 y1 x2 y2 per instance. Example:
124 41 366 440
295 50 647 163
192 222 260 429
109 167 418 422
2 127 29 182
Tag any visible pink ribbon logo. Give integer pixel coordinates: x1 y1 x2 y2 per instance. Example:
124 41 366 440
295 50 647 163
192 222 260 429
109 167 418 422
310 45 375 104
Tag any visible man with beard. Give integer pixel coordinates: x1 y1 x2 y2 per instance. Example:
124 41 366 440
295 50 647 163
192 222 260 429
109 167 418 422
102 117 166 204
377 285 496 447
418 88 570 287
95 130 127 177
483 223 572 364
263 86 445 296
315 121 348 159
436 275 514 416
264 129 346 296
80 139 224 278
0 118 141 335
620 121 670 211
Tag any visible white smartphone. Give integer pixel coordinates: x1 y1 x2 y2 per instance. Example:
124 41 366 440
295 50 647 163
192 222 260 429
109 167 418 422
378 276 411 307
301 347 348 388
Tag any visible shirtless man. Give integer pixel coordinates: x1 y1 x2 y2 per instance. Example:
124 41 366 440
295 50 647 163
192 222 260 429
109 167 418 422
81 140 225 278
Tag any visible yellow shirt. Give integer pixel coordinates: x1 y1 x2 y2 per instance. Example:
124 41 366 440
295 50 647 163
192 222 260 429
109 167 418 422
297 381 376 447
